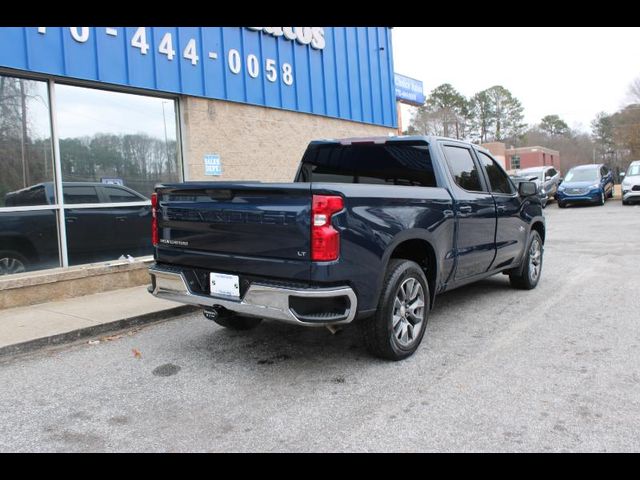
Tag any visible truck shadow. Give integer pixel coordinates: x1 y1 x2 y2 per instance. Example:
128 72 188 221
187 275 514 370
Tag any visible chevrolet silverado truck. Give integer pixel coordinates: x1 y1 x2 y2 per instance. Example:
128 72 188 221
149 136 545 360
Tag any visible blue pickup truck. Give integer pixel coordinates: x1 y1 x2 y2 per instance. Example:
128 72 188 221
149 136 545 360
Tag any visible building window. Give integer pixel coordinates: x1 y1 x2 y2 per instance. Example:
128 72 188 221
511 155 521 170
0 74 182 276
0 74 61 275
55 84 181 266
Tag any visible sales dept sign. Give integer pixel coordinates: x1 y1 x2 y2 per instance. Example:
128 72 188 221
204 155 222 176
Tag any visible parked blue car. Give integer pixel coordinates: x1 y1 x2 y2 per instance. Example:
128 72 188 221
556 164 614 208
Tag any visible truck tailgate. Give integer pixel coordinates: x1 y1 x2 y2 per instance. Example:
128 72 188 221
155 183 312 279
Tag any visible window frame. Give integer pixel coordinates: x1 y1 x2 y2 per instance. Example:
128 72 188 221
474 148 517 197
0 67 184 270
439 141 489 194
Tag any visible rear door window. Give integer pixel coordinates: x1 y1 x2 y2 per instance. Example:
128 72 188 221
104 186 145 203
297 142 437 187
63 185 100 204
442 145 484 192
477 151 515 194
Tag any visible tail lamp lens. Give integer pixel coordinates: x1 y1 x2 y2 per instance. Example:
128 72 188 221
311 195 343 261
151 193 159 246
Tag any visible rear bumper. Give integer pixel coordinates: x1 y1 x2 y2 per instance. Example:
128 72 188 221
148 264 357 326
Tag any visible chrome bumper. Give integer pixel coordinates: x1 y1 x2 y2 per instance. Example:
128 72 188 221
148 265 357 326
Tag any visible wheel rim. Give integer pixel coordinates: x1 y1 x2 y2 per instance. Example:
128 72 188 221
392 277 426 348
528 238 542 283
0 256 26 275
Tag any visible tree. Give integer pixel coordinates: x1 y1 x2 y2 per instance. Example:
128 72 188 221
423 83 469 139
408 104 437 136
523 125 594 173
589 107 640 175
627 77 640 104
468 90 493 143
407 83 471 140
591 112 616 163
540 115 569 136
611 104 640 161
484 86 526 142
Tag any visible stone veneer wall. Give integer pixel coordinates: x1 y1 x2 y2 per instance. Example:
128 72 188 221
181 97 396 182
0 259 154 309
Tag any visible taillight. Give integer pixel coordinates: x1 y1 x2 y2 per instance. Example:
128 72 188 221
311 194 343 261
151 193 159 246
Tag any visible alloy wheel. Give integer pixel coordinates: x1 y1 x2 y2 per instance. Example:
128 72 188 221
0 257 26 275
392 277 426 348
528 238 542 283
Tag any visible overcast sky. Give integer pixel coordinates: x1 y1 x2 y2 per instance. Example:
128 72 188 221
392 27 640 133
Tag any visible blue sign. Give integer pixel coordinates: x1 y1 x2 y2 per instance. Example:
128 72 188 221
204 154 222 176
394 73 425 106
0 27 397 128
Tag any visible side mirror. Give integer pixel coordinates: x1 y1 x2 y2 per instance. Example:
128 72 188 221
620 172 625 178
518 181 538 197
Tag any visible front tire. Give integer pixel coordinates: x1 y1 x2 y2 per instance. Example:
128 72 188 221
361 259 429 361
558 201 567 208
509 231 543 290
599 191 605 205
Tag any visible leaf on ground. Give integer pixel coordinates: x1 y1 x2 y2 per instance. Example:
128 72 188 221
132 348 142 359
102 334 123 342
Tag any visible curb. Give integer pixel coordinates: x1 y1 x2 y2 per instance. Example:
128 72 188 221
0 305 198 359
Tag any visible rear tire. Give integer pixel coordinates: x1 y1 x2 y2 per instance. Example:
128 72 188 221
361 259 430 361
558 201 567 208
509 231 543 290
207 312 263 330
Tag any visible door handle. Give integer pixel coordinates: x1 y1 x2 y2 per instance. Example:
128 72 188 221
115 216 127 222
458 205 473 214
66 216 77 223
496 205 506 213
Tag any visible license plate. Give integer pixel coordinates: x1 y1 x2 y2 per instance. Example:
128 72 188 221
209 272 240 299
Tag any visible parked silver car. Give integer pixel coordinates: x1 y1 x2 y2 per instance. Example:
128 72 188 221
517 166 562 204
510 174 548 207
621 160 640 205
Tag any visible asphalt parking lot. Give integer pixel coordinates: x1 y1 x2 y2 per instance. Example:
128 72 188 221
1 199 639 452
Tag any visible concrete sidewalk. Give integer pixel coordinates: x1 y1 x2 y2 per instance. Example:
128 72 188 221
0 285 196 358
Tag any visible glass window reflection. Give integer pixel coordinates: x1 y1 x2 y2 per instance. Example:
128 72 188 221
0 75 55 207
0 209 61 274
56 84 180 199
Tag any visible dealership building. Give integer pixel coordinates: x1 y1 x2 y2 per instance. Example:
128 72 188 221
0 27 398 307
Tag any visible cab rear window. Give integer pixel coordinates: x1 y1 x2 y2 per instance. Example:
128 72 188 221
296 143 437 187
